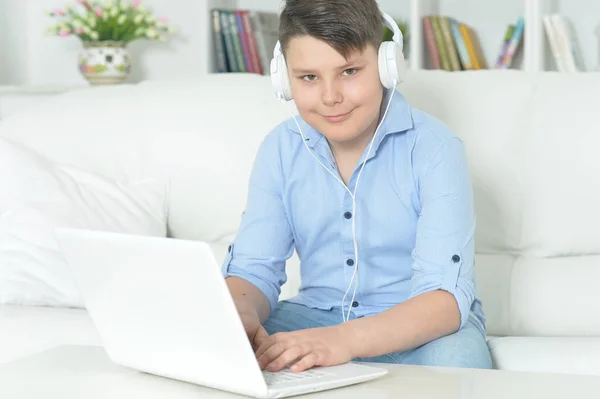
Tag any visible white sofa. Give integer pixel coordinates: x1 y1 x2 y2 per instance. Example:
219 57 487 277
1 70 599 376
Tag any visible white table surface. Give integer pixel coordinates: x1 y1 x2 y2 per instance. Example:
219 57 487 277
1 345 599 399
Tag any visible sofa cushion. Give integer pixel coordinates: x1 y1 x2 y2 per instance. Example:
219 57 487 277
509 256 600 336
520 73 600 257
0 76 298 246
475 253 600 337
0 138 169 308
488 336 600 376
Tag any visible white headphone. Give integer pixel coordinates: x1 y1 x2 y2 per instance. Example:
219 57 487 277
270 10 407 102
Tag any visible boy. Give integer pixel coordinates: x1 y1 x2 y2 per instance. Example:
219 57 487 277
223 0 492 373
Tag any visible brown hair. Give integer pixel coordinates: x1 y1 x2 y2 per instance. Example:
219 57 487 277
278 0 383 60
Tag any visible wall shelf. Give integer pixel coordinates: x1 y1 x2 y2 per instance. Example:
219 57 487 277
410 0 600 72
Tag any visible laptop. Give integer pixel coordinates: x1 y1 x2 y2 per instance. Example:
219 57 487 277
54 228 388 399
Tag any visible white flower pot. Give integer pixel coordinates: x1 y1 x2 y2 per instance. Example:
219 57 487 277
78 41 132 85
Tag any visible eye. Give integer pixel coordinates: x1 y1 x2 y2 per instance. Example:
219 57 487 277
342 68 357 76
302 74 318 82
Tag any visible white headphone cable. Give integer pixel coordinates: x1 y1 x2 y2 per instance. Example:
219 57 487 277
292 84 397 322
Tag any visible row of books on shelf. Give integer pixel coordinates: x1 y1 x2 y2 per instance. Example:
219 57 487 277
422 15 489 71
543 13 586 72
424 13 590 73
211 9 278 75
423 15 526 71
214 9 589 74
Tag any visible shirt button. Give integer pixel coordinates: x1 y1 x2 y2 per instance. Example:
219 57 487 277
352 301 359 308
346 259 354 266
452 254 460 263
344 211 352 219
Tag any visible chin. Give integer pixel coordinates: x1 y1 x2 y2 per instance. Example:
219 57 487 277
319 124 361 143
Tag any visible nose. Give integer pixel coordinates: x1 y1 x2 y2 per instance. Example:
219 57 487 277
321 79 342 106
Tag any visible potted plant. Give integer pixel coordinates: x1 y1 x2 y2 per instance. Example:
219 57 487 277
45 0 176 85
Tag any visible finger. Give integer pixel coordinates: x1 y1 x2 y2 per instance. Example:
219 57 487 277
254 336 275 360
257 342 289 370
255 332 286 359
291 352 320 373
253 325 269 350
267 345 310 372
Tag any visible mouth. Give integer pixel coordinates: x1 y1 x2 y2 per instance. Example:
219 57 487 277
322 110 352 123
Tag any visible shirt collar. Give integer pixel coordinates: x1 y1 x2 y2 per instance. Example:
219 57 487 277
287 88 414 150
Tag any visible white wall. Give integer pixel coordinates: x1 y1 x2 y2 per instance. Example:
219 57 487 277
0 5 8 84
1 0 598 85
0 0 29 85
0 0 235 86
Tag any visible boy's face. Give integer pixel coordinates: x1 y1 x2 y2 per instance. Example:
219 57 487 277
285 35 383 148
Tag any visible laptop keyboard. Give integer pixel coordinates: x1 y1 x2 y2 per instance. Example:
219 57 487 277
262 367 331 386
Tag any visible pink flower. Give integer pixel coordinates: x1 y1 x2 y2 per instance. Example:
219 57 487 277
54 9 65 16
76 0 84 4
75 27 84 35
94 6 103 17
59 29 71 37
159 16 168 24
132 0 141 9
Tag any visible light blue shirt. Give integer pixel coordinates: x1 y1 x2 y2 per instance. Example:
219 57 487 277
222 89 486 333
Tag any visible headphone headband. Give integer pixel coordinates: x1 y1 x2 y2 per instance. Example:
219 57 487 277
273 40 282 58
380 11 404 51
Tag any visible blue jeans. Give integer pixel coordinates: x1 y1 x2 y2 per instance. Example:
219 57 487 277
263 301 493 369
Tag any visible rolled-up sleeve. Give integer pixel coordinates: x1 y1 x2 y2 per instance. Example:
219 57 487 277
409 136 476 330
222 131 294 314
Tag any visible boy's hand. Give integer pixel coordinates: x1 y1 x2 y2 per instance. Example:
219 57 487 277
235 302 269 351
254 325 354 373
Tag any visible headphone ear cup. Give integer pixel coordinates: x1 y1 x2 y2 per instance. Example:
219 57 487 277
378 41 406 89
393 42 407 85
270 54 293 101
378 42 392 89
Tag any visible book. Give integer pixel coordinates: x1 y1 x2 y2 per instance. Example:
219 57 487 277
211 10 228 73
438 16 462 71
226 11 247 73
550 14 586 72
211 9 279 75
425 15 487 71
451 19 472 70
460 24 481 70
430 16 451 71
543 15 567 72
218 10 238 72
468 26 488 69
495 24 515 68
422 16 440 69
234 11 253 73
249 11 280 75
240 10 263 74
497 17 525 69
